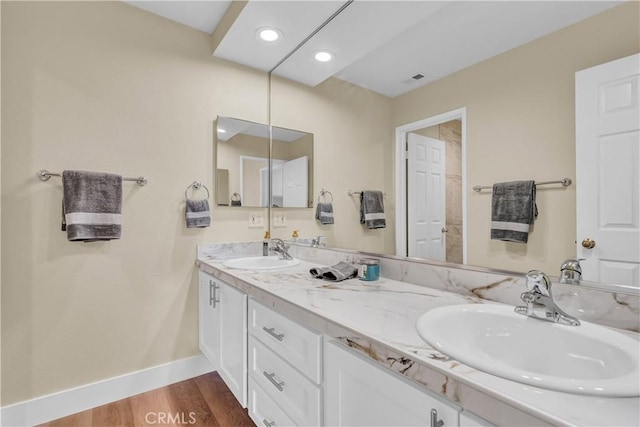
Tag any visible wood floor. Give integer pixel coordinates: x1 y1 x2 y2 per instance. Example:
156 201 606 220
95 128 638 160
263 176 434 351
39 372 256 427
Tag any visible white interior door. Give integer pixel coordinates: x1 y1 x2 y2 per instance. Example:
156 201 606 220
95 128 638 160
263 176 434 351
576 53 640 286
282 155 308 208
407 133 446 261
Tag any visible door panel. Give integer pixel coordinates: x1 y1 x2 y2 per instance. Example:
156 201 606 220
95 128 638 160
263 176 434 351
576 53 640 286
408 133 446 261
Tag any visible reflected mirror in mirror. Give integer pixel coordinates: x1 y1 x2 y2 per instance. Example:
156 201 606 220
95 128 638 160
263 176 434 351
215 116 313 208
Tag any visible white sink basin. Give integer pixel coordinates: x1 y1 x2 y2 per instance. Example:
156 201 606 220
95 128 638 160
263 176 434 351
222 256 300 270
416 304 640 396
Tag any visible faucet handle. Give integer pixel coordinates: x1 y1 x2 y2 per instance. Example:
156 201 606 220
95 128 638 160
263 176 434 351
525 270 551 296
560 258 584 284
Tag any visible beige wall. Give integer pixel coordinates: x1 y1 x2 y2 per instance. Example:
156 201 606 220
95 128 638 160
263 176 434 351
270 76 393 253
392 1 640 273
0 1 393 404
0 1 273 404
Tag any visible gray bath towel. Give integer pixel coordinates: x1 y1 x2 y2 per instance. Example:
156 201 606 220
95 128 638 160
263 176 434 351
490 180 538 243
360 191 386 229
186 199 211 228
310 262 357 282
315 202 334 225
62 170 122 241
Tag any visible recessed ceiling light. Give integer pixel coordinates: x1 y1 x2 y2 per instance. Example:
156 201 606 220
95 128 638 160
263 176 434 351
257 27 282 42
314 50 334 63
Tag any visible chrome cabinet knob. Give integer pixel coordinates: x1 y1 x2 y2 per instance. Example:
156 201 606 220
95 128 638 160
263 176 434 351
581 238 596 249
441 227 449 233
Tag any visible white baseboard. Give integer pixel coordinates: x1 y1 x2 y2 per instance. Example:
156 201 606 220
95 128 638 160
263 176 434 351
1 354 214 426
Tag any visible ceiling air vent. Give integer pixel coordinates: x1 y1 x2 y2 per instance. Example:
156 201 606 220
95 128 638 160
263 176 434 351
402 72 428 85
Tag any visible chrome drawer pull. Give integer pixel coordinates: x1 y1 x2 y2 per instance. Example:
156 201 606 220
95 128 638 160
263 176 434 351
210 281 220 308
263 371 285 392
263 419 275 427
262 326 285 341
430 409 444 427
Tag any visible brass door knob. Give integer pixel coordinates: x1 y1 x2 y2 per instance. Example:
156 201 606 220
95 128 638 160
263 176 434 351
581 238 596 249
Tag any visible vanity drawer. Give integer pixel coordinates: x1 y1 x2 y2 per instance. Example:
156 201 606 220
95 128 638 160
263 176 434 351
249 336 322 427
248 298 322 383
248 377 297 427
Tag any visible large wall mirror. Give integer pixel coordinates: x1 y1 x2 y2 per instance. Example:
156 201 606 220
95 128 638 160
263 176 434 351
266 1 639 288
215 116 313 208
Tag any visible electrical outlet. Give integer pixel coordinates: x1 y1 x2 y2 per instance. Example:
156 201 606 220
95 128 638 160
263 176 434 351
272 213 287 228
248 212 264 228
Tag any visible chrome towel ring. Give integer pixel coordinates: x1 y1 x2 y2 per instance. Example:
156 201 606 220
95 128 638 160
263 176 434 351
318 188 333 203
185 181 210 200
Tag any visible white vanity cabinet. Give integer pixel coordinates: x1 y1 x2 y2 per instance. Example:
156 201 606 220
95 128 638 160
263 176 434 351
247 298 323 427
459 411 495 427
325 340 461 427
198 271 247 407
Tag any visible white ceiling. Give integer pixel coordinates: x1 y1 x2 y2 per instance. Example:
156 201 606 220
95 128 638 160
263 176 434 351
125 1 624 98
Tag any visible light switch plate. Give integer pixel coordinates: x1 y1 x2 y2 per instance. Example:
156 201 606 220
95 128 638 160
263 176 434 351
248 212 264 228
272 213 287 228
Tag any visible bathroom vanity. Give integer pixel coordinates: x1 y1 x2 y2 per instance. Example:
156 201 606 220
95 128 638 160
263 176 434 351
196 242 640 427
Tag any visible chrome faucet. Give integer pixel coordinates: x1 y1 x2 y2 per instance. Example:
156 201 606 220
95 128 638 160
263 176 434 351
311 235 323 247
270 238 293 260
514 270 581 326
560 258 582 284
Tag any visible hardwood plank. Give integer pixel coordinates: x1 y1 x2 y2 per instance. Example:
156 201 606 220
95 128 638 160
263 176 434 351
195 373 255 427
91 398 135 427
38 372 255 427
130 386 178 427
167 377 219 427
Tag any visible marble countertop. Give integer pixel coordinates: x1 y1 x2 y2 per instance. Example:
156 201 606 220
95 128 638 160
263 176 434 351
196 255 639 427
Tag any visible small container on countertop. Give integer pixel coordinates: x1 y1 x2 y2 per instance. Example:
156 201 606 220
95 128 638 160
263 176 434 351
357 258 380 281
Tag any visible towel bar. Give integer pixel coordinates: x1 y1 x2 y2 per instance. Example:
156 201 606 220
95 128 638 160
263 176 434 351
347 190 387 197
37 169 147 186
473 178 572 192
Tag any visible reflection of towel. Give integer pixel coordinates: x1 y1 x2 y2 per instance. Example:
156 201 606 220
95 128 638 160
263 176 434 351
360 191 386 229
490 181 537 243
310 262 357 282
186 199 211 228
315 202 334 225
62 170 122 241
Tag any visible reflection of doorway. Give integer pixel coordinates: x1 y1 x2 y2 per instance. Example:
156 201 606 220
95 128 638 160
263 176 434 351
395 108 467 264
407 133 446 261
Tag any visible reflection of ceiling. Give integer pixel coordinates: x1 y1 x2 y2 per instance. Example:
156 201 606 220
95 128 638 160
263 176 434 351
126 1 623 97
217 117 308 142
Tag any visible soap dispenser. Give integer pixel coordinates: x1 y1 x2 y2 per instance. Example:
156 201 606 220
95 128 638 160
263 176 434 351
292 229 299 243
263 231 270 256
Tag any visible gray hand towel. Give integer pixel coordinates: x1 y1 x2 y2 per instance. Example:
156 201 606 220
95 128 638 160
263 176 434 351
62 170 122 241
490 180 538 243
310 262 357 282
315 202 334 225
186 199 211 228
360 190 386 229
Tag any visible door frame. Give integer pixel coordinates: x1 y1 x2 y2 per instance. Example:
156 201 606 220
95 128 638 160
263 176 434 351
394 107 468 262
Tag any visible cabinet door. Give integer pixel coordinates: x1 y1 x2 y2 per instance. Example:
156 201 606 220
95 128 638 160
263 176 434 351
460 411 495 427
219 281 248 407
198 271 220 368
325 340 460 427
